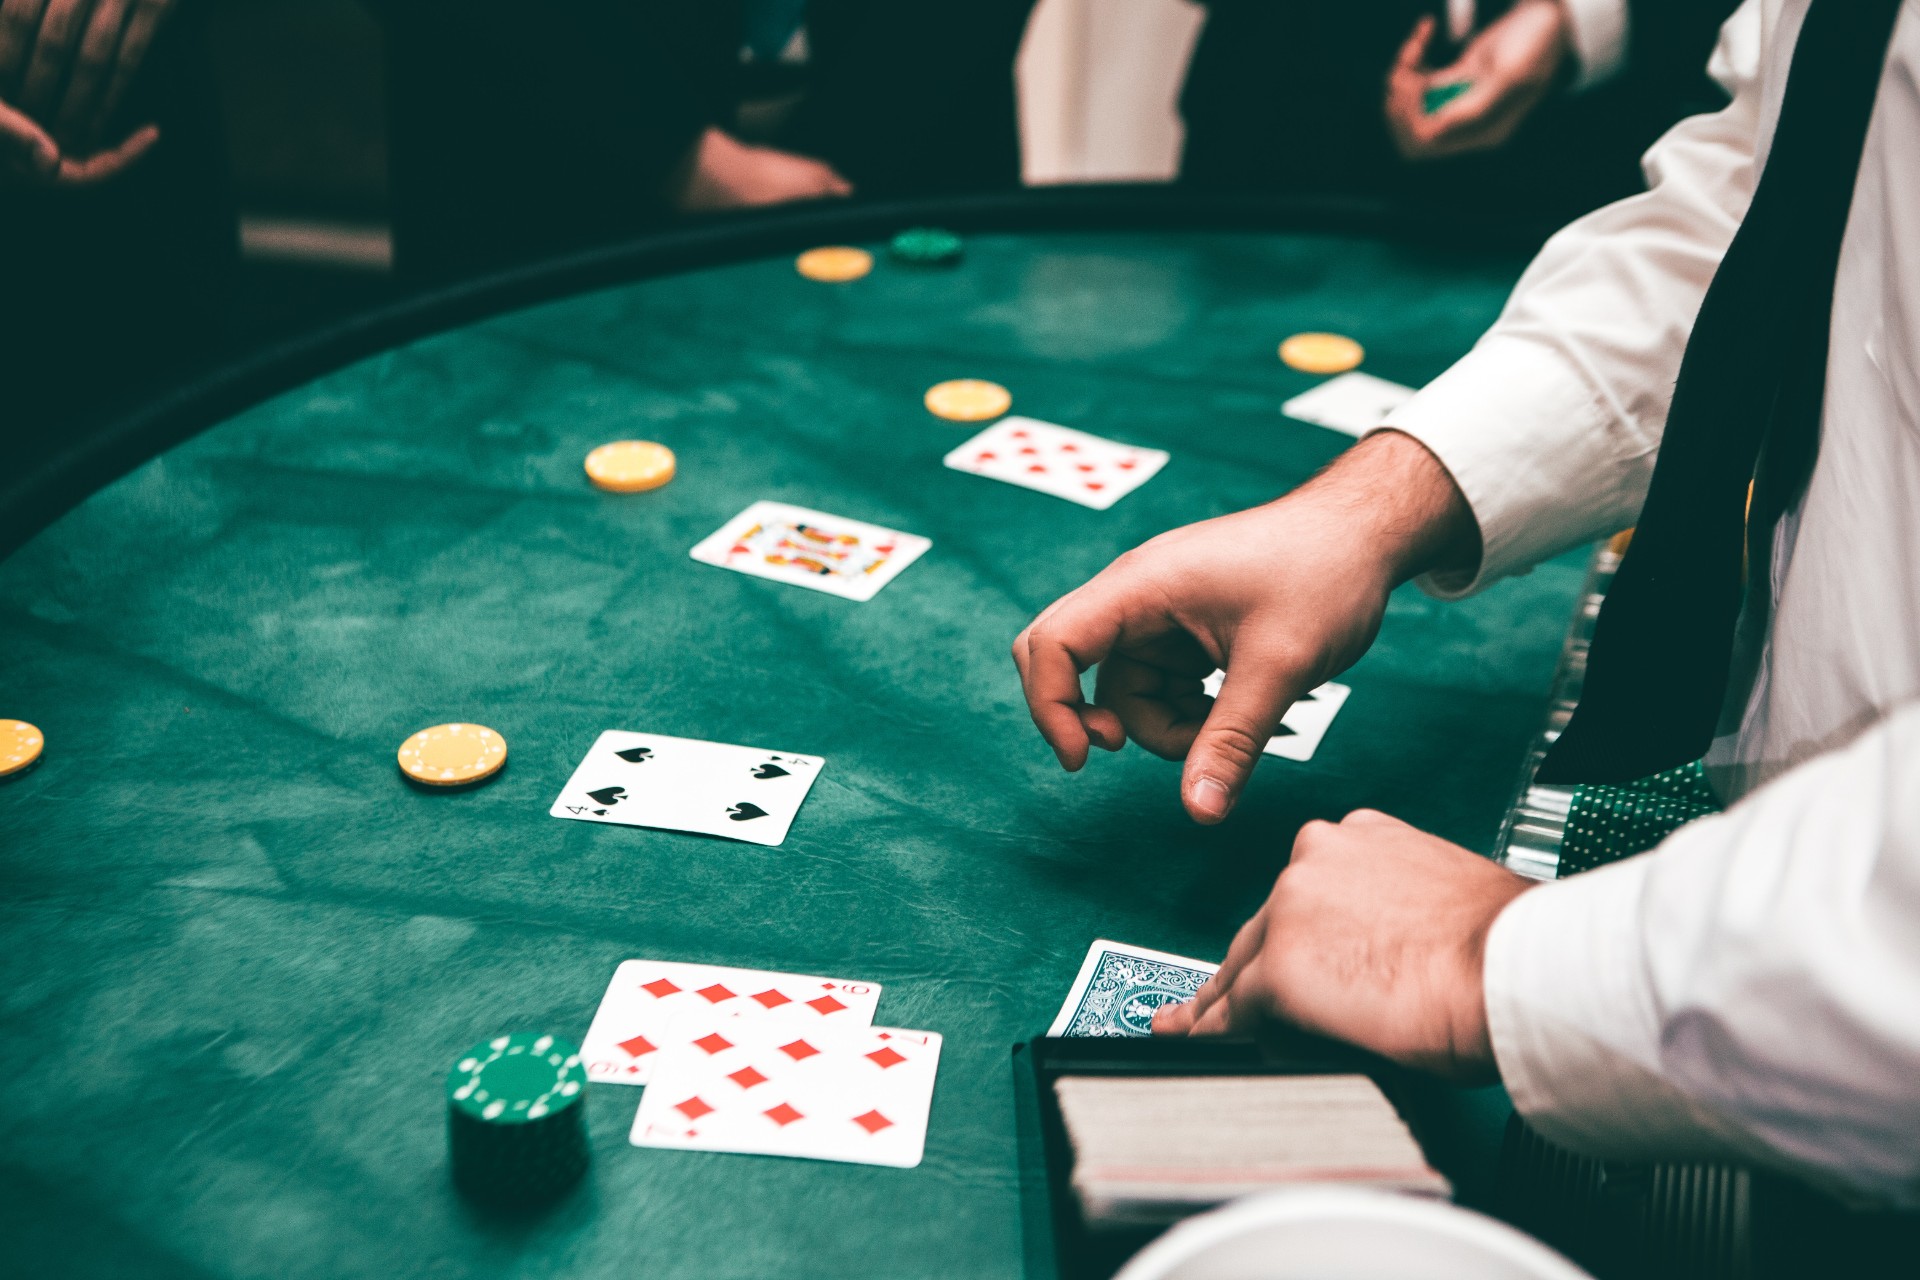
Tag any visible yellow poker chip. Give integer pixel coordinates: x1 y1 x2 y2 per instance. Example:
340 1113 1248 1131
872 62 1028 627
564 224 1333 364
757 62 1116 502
397 723 507 789
0 720 43 779
1279 332 1365 374
924 378 1012 423
795 246 873 283
584 440 676 493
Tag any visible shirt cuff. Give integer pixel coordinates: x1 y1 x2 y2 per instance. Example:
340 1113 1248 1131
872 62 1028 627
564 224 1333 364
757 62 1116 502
1484 856 1746 1162
1560 0 1630 90
1374 335 1629 599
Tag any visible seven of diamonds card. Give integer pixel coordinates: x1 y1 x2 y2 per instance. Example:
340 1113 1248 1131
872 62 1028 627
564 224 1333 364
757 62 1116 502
689 500 931 601
549 730 825 847
581 959 882 1085
1049 939 1219 1037
632 1019 942 1168
942 417 1169 510
1201 670 1351 762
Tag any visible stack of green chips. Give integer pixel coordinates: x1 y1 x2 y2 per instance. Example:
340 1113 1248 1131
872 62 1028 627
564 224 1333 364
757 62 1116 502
446 1032 589 1205
889 227 964 266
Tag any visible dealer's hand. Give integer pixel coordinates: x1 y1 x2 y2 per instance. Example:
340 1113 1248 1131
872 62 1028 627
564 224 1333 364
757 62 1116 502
1012 430 1479 824
1154 810 1536 1081
1384 0 1570 162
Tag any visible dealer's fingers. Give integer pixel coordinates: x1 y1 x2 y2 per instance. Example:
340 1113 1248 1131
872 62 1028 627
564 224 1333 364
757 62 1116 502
1180 655 1313 824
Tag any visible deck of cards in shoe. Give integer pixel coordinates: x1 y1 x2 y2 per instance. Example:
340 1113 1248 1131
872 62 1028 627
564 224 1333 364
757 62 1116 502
550 731 825 847
690 500 930 601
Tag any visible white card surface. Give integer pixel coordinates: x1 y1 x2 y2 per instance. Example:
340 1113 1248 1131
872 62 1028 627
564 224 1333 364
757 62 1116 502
1201 671 1350 762
689 500 930 601
1281 372 1416 437
942 417 1169 510
632 1020 942 1169
1049 939 1220 1037
580 959 882 1085
549 730 825 847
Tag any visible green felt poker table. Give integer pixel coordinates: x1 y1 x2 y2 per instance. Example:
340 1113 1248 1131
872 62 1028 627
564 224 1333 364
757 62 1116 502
0 189 1589 1278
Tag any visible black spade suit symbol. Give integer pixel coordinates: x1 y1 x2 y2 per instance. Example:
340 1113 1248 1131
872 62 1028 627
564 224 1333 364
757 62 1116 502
727 802 769 822
587 786 627 806
614 747 654 763
751 763 790 779
1273 724 1298 737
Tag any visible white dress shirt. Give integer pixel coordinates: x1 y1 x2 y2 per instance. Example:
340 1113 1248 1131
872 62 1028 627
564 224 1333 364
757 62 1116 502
1382 0 1920 1207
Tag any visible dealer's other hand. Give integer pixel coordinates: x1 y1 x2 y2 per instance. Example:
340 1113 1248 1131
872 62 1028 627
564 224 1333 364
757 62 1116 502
1012 430 1478 824
1153 810 1536 1081
1384 0 1569 162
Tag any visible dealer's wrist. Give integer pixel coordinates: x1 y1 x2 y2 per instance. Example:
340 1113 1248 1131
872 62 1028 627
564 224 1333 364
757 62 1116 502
1296 429 1483 589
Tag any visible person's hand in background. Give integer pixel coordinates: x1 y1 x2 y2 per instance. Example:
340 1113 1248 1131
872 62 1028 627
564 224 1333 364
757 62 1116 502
0 0 173 187
1384 0 1570 162
1153 810 1536 1080
671 125 853 213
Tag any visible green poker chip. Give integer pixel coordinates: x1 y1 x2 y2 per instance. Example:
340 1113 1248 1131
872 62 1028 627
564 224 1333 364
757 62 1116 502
446 1032 589 1204
447 1032 585 1121
1423 81 1472 114
889 226 963 266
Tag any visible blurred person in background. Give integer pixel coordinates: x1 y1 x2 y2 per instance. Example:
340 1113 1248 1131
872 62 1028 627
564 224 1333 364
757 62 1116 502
1181 0 1738 231
1 0 236 469
374 0 1035 285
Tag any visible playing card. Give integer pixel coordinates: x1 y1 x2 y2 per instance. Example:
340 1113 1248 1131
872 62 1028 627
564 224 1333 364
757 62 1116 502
689 500 930 601
580 959 882 1085
632 1020 942 1169
1049 939 1219 1038
549 730 825 847
942 417 1169 510
1281 371 1416 437
1201 670 1351 762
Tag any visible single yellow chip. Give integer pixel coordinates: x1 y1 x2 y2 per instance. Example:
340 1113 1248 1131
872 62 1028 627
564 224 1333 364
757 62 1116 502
924 378 1012 422
585 440 676 493
1279 332 1365 374
398 723 507 788
0 720 43 778
796 246 873 283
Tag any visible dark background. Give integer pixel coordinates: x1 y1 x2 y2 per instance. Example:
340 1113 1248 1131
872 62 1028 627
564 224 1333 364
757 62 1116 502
205 0 393 340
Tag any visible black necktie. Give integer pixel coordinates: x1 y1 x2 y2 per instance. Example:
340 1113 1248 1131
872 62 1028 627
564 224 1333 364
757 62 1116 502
1536 0 1904 786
